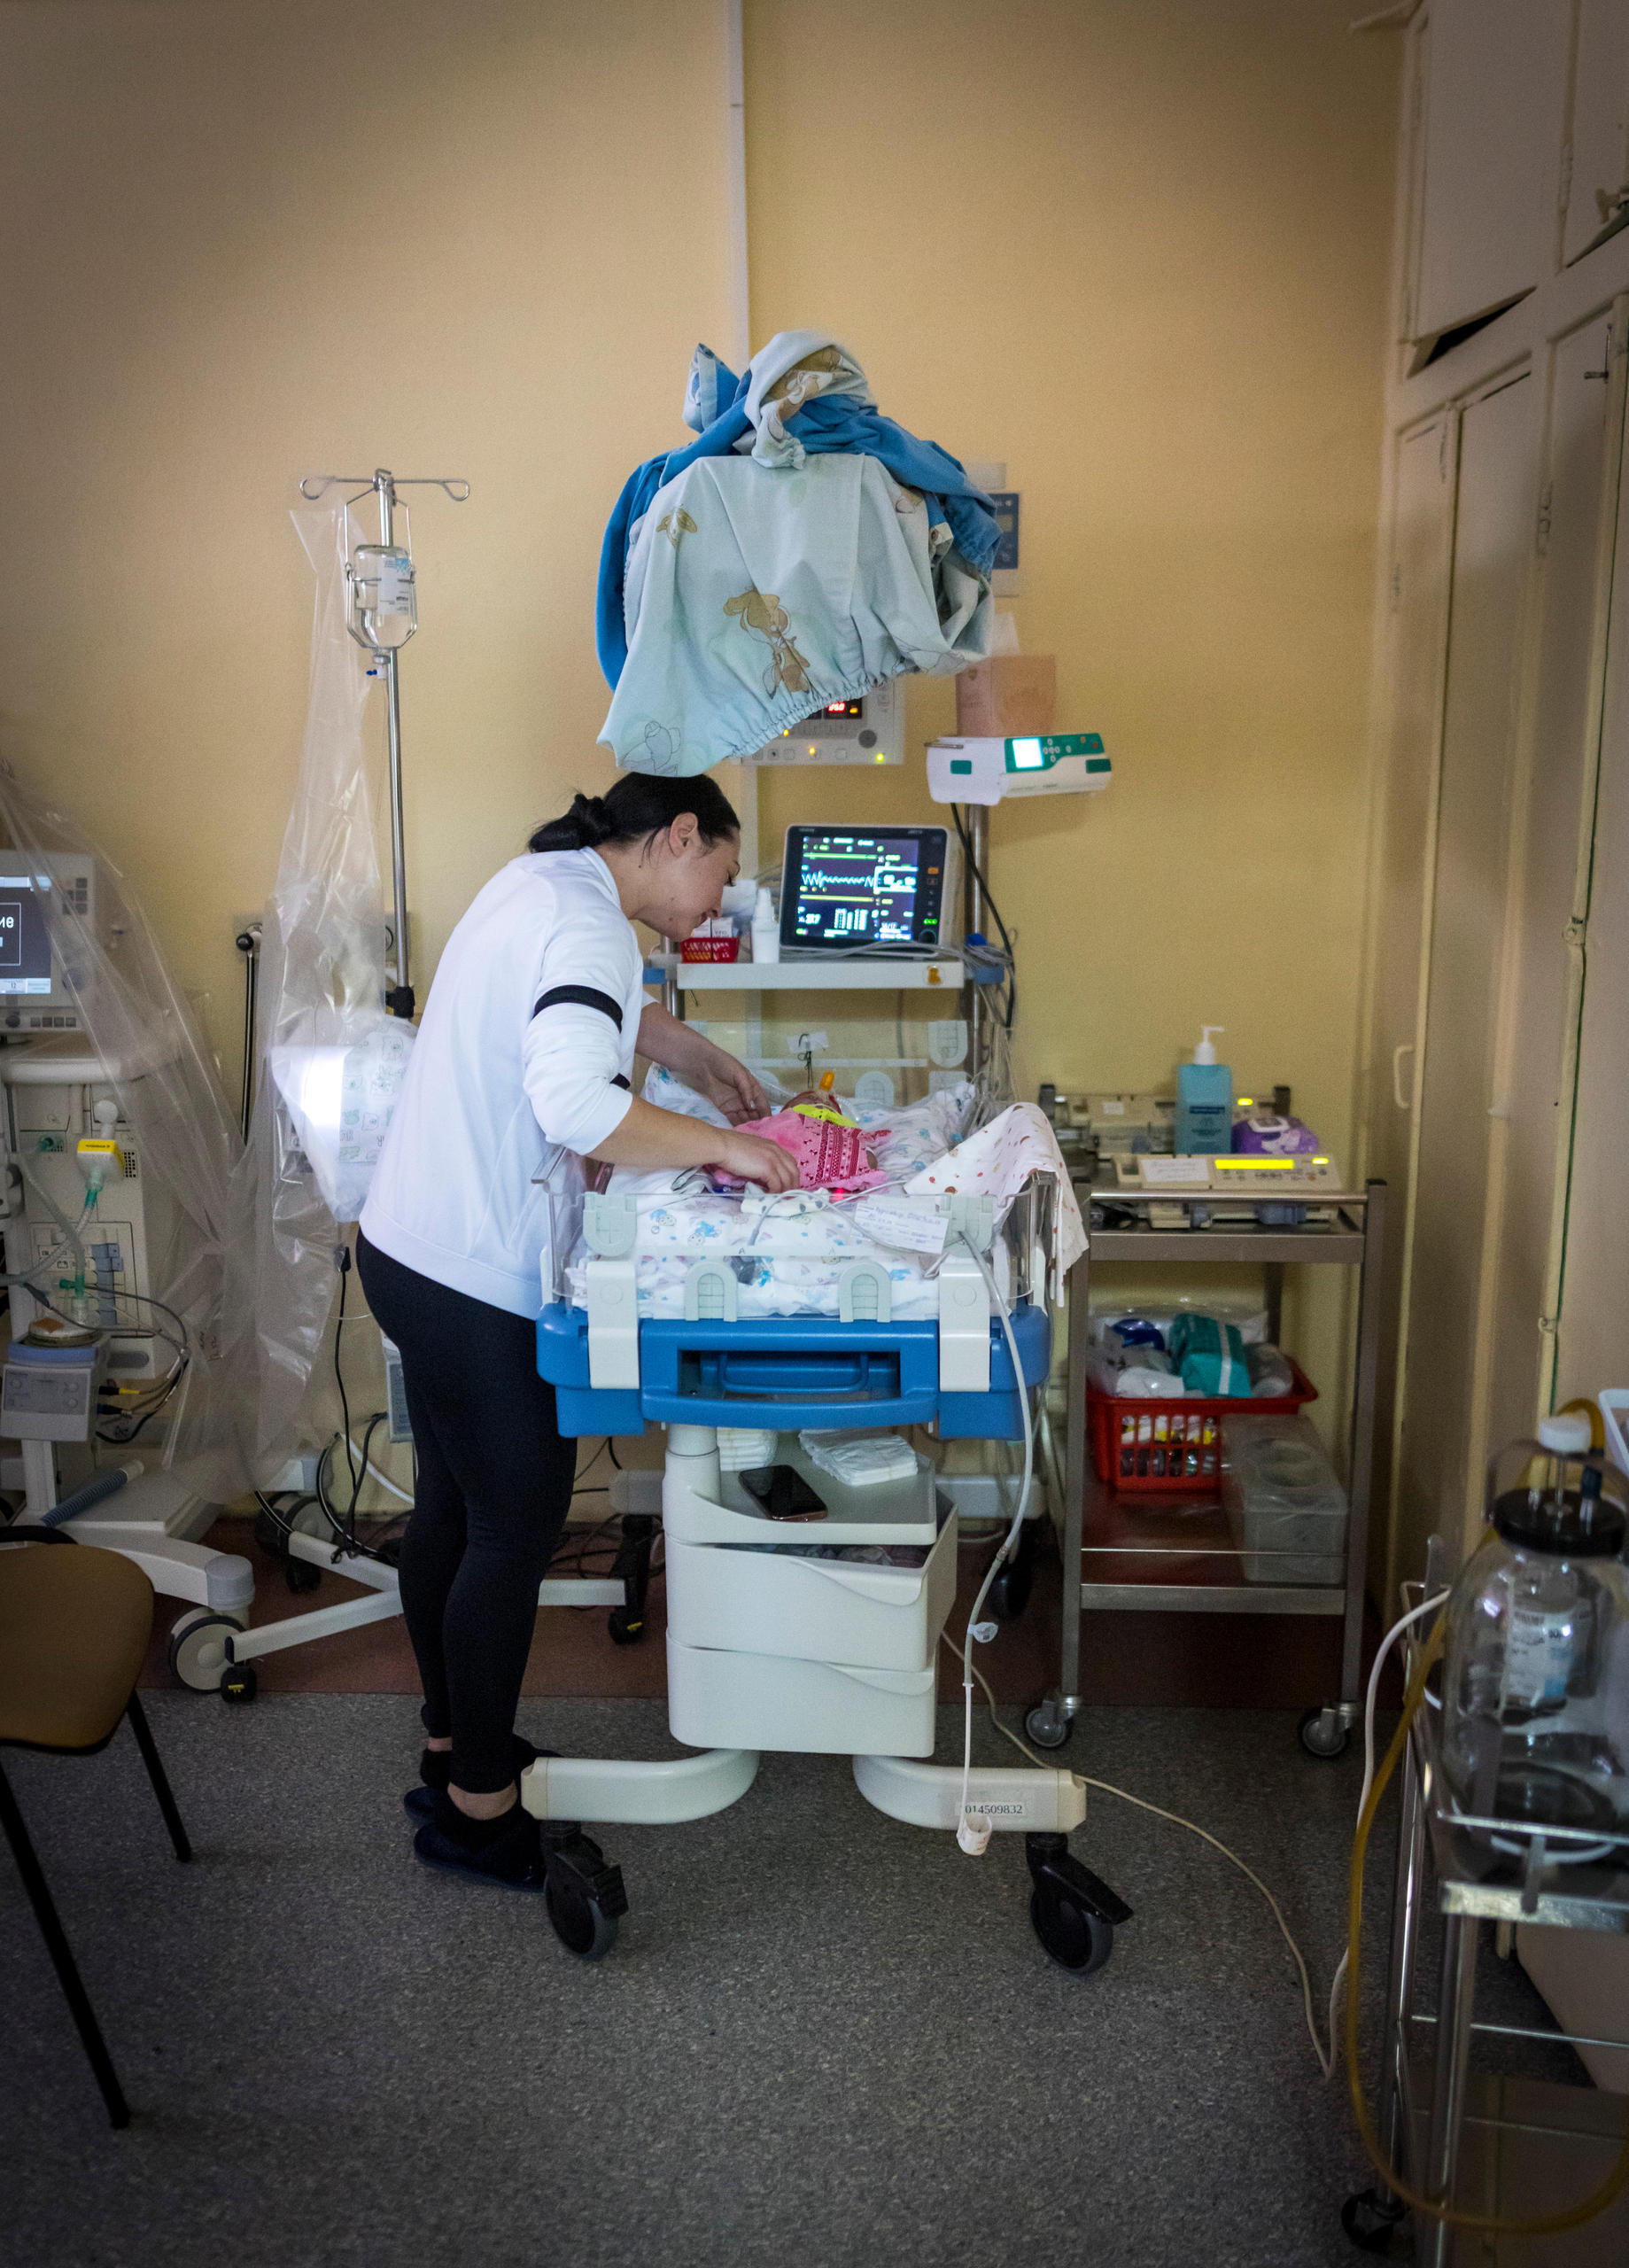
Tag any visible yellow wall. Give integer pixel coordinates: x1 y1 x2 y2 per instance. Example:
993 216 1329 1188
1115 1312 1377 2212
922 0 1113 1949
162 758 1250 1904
746 0 1397 1418
0 0 736 1074
2 0 1397 1435
749 0 1397 1127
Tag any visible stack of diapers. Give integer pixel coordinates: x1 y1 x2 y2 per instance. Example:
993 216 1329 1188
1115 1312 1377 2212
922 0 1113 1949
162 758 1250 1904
799 1429 919 1487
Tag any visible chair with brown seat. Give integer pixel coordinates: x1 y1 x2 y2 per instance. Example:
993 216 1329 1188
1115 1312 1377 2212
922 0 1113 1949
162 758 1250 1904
0 1529 192 2128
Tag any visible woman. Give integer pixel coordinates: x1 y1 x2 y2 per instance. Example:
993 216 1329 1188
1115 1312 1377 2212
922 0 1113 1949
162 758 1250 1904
357 772 796 1890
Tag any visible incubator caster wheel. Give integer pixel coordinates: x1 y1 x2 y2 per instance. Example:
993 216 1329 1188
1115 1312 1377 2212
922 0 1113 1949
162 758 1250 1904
1299 1705 1352 1760
988 1521 1038 1623
1340 2187 1407 2255
606 1605 644 1645
1029 1889 1114 1976
253 1506 288 1557
540 1823 628 1961
1025 1823 1129 1969
1024 1697 1073 1751
221 1659 258 1705
545 1877 621 1961
1025 1833 1132 1976
167 1609 244 1694
285 1557 322 1595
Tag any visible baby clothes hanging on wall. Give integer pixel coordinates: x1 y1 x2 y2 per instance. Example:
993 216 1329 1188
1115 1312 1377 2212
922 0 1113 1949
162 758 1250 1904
596 331 998 775
602 449 991 775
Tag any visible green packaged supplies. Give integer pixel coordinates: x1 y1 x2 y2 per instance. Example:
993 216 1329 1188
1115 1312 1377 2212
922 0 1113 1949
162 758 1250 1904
1167 1313 1252 1398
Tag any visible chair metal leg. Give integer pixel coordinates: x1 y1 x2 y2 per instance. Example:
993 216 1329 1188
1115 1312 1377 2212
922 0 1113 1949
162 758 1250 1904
124 1693 191 1863
0 1759 130 2129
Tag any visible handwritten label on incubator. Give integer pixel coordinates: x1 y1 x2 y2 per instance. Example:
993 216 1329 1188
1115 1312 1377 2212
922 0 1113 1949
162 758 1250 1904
855 1198 948 1254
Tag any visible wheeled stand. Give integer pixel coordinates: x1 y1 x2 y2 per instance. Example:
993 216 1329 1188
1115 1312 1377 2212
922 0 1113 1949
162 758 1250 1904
165 1506 662 1705
1344 1550 1629 2259
526 1270 1134 1967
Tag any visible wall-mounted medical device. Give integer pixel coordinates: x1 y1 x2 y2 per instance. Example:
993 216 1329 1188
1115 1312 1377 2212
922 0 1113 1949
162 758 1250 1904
0 859 97 1034
927 733 1109 807
740 677 903 767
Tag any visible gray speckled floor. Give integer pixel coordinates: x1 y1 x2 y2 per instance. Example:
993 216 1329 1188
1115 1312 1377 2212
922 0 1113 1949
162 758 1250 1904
0 1695 1579 2268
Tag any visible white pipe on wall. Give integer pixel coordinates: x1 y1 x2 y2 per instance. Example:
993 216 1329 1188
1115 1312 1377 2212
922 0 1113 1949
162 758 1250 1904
725 0 749 369
723 0 759 883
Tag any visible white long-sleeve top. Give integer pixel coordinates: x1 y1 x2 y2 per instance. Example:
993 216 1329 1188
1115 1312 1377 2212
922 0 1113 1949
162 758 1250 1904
360 848 643 1317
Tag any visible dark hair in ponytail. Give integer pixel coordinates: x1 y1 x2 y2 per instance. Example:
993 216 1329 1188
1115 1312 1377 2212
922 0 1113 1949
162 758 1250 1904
529 771 740 857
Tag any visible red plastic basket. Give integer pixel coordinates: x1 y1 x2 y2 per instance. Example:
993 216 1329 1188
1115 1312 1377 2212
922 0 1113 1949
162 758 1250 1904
1087 1357 1318 1494
679 935 741 963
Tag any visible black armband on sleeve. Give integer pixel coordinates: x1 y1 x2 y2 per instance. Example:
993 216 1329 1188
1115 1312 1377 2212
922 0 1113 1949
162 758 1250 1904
531 984 624 1030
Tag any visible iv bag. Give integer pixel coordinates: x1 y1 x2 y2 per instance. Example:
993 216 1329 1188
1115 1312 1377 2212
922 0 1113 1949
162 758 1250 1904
246 488 407 1478
348 543 417 651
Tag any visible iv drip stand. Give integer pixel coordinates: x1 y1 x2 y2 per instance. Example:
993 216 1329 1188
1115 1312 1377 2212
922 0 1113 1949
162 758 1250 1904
299 468 469 1020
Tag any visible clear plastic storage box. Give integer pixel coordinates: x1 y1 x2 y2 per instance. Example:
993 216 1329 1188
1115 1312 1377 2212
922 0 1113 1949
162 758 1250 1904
1220 1414 1348 1586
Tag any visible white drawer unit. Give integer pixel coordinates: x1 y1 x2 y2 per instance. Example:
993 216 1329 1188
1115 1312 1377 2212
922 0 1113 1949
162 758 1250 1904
664 1511 958 1674
667 1639 938 1758
663 1440 941 1549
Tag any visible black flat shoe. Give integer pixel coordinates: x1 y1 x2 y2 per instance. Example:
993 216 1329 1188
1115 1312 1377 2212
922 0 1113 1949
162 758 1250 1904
412 1798 551 1893
401 1736 546 1822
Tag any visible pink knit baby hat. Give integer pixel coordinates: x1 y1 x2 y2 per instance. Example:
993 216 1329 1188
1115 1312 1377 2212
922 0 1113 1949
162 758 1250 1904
732 1107 888 1192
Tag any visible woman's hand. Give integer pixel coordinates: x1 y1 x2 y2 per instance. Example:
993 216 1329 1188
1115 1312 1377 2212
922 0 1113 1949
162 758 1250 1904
637 1002 770 1123
692 1052 771 1126
715 1130 800 1192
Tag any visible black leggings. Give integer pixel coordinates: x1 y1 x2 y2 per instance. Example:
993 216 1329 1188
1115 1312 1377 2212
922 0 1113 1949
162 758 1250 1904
355 1233 577 1794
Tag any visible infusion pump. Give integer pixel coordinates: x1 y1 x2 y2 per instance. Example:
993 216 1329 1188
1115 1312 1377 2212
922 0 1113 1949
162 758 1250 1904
1113 1153 1344 1194
738 677 902 766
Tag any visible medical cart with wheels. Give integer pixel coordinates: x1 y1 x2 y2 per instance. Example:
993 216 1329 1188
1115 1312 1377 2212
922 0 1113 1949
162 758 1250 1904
1345 1541 1629 2261
526 1184 1132 1968
1027 1174 1385 1762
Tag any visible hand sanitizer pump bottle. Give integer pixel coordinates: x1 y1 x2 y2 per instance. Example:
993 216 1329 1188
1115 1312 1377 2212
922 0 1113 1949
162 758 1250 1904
750 885 780 965
1176 1027 1232 1156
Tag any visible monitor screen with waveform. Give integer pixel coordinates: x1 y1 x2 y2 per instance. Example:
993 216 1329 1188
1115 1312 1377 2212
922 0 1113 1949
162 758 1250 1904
780 825 947 955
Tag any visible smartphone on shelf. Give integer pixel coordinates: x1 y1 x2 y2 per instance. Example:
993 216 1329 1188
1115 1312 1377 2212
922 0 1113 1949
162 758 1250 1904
739 1464 828 1521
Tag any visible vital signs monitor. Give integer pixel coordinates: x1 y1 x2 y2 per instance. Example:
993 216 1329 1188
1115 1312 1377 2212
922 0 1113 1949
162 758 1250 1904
0 861 95 1032
779 826 948 957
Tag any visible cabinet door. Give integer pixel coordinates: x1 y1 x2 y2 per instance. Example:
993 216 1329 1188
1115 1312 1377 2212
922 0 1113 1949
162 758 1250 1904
1563 0 1629 267
1412 0 1571 347
1365 417 1456 1606
1556 328 1629 1406
1396 372 1540 1580
1485 311 1625 1448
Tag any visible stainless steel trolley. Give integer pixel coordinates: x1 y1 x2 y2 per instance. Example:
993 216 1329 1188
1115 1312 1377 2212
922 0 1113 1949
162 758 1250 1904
1344 1541 1629 2261
1027 1176 1386 1757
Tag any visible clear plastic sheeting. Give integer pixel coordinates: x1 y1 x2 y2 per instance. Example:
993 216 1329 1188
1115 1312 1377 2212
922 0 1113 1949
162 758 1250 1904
247 490 413 1478
0 762 257 1502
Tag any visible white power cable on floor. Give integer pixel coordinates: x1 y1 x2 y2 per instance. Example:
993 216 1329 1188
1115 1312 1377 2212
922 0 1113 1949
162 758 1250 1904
953 1240 1036 1855
947 1635 1339 2077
